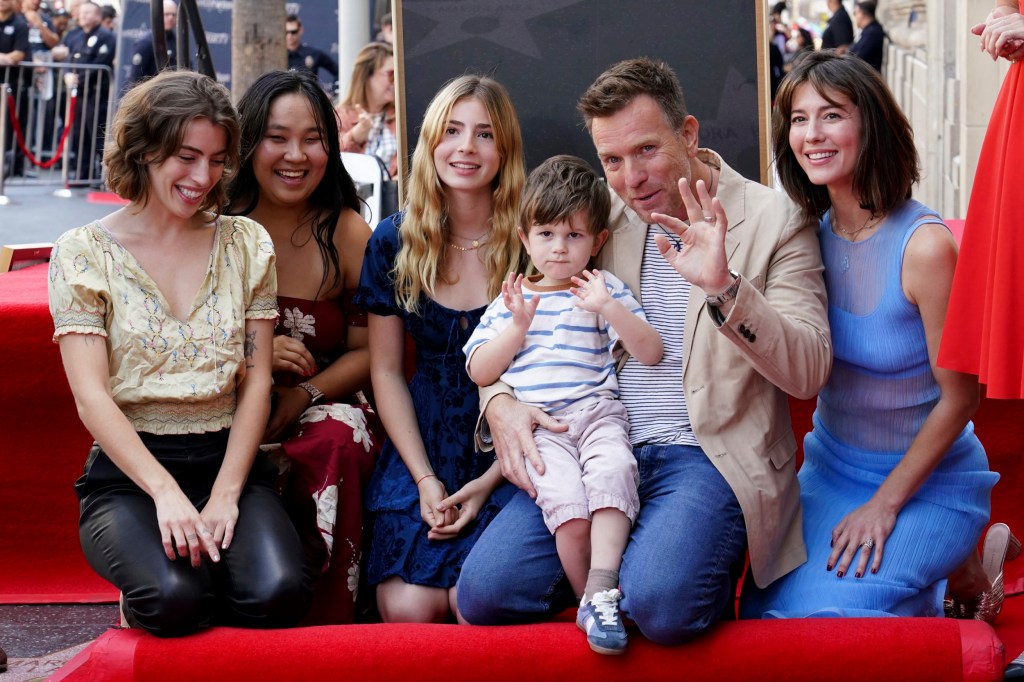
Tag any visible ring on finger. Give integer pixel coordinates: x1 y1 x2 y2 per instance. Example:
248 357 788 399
862 538 875 549
186 533 198 541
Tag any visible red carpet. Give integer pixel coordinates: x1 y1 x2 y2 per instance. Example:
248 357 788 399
51 618 1003 682
0 264 115 603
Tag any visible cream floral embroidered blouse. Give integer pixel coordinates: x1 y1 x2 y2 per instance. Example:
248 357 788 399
48 215 278 435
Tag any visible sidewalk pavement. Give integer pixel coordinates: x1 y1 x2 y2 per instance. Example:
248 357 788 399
0 184 120 247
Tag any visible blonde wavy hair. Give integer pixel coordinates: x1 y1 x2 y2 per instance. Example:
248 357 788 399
393 75 526 313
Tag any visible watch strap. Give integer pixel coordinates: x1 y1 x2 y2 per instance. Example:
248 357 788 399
297 381 325 405
705 269 741 307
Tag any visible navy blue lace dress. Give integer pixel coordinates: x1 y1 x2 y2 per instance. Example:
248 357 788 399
354 213 515 588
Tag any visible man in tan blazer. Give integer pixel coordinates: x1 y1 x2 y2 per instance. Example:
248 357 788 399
457 58 831 645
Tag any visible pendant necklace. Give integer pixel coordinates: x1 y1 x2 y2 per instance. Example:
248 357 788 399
448 237 485 252
832 208 882 239
448 221 491 252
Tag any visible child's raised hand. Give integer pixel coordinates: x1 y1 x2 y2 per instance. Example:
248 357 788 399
501 273 539 330
570 269 612 313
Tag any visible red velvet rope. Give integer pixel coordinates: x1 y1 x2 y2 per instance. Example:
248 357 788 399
5 92 77 170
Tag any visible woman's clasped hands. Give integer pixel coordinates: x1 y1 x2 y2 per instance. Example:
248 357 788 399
973 5 1024 62
429 476 495 541
264 335 320 443
154 486 223 568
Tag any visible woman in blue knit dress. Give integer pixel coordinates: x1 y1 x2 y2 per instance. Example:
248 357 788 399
354 75 526 622
741 52 998 618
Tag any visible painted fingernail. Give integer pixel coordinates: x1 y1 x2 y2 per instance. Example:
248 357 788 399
871 568 878 574
827 564 833 571
855 571 862 579
836 570 845 578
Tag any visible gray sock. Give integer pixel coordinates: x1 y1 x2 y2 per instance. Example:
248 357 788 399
583 568 619 603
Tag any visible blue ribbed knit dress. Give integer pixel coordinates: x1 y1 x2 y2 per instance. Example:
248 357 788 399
740 199 998 618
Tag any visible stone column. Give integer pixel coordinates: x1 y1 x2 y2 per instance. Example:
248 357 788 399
957 0 1010 218
337 0 372 100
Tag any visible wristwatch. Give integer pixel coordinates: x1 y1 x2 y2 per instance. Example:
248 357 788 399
705 269 741 307
297 381 325 405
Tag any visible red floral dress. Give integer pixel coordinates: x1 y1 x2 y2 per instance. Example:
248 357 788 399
272 292 381 624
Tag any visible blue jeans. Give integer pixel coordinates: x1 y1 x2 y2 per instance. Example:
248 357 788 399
457 444 747 644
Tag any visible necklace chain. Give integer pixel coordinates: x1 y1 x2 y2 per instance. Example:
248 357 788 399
448 240 483 252
832 209 882 238
448 223 490 252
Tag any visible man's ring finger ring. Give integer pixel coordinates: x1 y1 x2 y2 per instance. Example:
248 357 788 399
186 533 198 541
862 539 875 549
703 214 714 221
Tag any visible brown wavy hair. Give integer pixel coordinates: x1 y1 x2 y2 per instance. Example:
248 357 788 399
772 51 919 220
104 70 239 215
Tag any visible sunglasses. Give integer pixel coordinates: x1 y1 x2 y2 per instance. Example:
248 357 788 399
286 29 299 35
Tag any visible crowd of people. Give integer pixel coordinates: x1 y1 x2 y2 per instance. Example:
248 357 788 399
34 0 1023 675
769 1 888 100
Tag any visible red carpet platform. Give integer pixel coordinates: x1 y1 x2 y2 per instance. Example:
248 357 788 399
2 257 1022 681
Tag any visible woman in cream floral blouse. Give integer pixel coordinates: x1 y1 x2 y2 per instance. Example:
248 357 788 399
47 70 312 636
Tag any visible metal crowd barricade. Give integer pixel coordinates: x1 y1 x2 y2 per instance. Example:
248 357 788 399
0 61 115 192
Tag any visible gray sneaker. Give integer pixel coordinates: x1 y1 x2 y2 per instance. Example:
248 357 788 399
576 588 627 655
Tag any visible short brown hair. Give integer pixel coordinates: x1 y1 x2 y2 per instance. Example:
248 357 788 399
104 70 239 214
577 57 688 132
520 155 609 236
772 51 918 219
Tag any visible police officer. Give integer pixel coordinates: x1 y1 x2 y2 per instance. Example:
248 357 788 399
285 14 337 94
124 0 177 91
0 0 30 177
54 0 114 183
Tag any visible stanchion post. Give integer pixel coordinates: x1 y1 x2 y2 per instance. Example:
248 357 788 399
54 84 74 198
0 83 10 205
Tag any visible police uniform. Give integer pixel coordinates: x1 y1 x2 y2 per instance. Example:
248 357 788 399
125 29 176 90
24 12 51 58
1 12 31 176
61 24 115 182
287 43 338 93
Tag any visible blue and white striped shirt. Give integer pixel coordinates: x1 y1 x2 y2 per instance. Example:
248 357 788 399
464 271 645 415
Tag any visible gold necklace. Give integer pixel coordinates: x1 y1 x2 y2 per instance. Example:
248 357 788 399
448 226 489 252
448 239 484 252
832 208 882 239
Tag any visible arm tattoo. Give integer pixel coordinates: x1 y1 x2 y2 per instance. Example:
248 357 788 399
244 331 257 361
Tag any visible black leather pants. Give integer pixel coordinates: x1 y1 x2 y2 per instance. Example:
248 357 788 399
76 430 313 637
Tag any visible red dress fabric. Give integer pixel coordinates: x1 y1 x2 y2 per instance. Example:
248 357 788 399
939 60 1024 398
273 293 380 624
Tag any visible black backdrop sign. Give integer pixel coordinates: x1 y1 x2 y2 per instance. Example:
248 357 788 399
398 0 767 183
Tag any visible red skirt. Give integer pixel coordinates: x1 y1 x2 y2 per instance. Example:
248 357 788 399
939 61 1024 398
275 401 381 624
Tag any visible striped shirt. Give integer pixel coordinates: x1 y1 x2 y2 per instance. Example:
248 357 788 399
465 271 645 415
617 226 699 447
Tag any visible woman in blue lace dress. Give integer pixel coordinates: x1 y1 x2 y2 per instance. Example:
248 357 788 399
741 52 998 618
354 75 526 622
